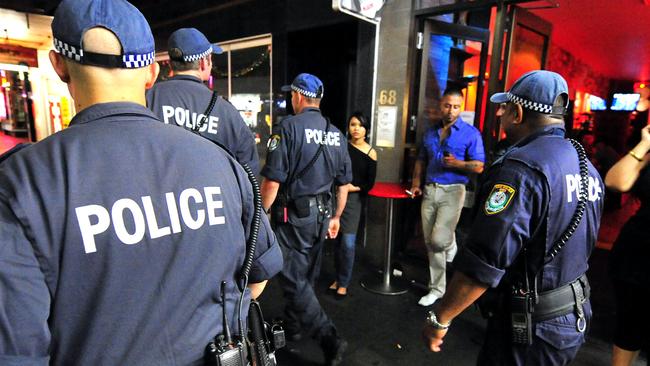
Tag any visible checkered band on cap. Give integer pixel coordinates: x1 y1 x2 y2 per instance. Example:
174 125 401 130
53 38 155 68
123 52 155 68
54 38 83 62
183 47 212 62
291 85 323 98
507 92 554 114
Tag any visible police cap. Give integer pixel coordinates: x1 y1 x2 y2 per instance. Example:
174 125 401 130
490 70 569 115
167 28 223 62
52 0 155 69
281 73 324 99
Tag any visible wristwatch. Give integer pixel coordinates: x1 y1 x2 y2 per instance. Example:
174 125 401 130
426 310 451 330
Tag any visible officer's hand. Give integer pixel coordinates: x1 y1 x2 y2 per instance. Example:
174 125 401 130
422 324 447 352
410 187 422 198
327 217 340 239
641 124 650 143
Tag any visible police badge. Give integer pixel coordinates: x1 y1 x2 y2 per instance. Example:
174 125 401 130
484 183 516 215
267 134 281 152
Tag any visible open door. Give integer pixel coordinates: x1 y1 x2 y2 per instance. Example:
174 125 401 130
399 17 490 278
409 18 490 145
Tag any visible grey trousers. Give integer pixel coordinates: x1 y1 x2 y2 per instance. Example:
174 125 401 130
420 183 466 296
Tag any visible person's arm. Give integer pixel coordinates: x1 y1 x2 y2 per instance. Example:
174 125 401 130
0 199 51 364
410 159 425 197
347 183 362 193
605 124 650 192
422 272 488 352
328 184 349 239
358 150 377 194
247 280 268 299
442 157 484 174
260 178 280 212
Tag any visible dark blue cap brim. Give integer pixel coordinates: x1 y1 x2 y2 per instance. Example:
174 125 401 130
490 92 509 104
211 44 223 54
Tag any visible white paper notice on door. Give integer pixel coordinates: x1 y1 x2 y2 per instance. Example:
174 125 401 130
376 105 398 148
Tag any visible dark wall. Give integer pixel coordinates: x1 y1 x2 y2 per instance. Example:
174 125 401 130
144 0 374 131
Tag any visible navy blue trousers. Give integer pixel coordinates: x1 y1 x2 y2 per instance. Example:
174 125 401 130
275 205 336 341
477 301 591 366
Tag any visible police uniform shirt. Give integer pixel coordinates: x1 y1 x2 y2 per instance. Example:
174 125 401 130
262 107 352 198
146 75 260 174
0 102 282 365
454 126 604 291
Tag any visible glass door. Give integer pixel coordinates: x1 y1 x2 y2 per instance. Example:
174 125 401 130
410 18 490 144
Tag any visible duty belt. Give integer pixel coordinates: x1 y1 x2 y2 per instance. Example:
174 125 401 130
531 274 589 330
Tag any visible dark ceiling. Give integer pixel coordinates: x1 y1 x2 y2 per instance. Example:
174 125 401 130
1 0 647 81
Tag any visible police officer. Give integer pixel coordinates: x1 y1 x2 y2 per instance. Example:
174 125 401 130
0 1 282 365
146 27 260 173
260 73 352 366
422 70 604 365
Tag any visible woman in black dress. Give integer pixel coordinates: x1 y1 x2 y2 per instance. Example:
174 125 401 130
329 112 377 298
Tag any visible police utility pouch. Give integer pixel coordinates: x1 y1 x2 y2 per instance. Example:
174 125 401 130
292 197 312 218
511 293 534 345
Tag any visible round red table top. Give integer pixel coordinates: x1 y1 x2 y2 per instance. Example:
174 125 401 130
368 182 411 199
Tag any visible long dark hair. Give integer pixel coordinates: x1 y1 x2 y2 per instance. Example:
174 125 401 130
348 111 370 140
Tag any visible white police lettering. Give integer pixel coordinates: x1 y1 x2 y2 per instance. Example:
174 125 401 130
565 174 603 203
304 129 341 146
161 105 219 135
75 187 226 254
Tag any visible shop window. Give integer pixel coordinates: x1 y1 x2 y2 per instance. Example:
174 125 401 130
154 34 273 166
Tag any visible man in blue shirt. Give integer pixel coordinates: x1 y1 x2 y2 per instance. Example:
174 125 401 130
409 88 485 307
147 28 260 174
0 1 282 365
423 71 603 366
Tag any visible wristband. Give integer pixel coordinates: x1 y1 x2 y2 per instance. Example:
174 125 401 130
629 150 644 162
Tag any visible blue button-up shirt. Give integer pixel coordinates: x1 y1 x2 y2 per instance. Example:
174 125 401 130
417 118 485 185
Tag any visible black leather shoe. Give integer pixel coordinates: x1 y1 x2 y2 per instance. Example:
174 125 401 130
322 336 348 366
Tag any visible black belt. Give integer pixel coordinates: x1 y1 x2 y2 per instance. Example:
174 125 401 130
532 274 589 323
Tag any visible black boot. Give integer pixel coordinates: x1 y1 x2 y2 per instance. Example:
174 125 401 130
320 331 347 366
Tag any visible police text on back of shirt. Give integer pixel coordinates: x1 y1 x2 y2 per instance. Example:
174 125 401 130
305 129 341 146
161 105 219 134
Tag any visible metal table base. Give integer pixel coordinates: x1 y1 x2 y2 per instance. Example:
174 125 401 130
360 196 409 295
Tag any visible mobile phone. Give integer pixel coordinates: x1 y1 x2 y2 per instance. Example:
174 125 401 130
443 151 451 157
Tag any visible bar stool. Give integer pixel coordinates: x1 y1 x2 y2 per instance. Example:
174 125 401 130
361 182 410 295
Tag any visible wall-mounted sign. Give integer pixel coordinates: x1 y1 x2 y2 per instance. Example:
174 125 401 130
0 44 38 67
332 0 385 23
376 105 397 148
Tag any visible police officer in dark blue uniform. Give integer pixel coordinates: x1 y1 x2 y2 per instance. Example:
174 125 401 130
146 28 260 174
260 73 352 366
422 70 604 366
0 1 282 365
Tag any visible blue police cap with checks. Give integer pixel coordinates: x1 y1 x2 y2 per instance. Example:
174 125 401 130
51 0 155 69
490 70 569 115
281 73 324 99
168 28 223 62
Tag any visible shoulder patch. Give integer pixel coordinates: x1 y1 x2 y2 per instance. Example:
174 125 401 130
267 134 281 152
484 183 516 215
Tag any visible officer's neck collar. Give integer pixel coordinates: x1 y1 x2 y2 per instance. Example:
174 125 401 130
301 107 321 113
170 74 203 83
514 123 565 148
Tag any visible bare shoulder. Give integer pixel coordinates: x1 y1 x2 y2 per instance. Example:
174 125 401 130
368 145 378 161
